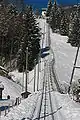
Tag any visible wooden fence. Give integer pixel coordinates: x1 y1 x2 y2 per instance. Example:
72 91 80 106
0 97 21 117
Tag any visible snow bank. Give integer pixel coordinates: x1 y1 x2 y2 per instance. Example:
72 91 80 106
52 92 80 120
50 32 80 87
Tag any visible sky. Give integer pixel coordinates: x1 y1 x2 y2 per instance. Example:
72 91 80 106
8 0 80 12
24 0 80 8
24 0 80 11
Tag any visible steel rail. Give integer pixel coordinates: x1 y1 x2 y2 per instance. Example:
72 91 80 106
27 64 45 120
36 61 46 120
49 64 55 91
44 66 47 120
47 64 54 120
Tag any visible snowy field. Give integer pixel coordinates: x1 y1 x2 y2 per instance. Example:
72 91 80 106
0 18 80 120
50 28 80 89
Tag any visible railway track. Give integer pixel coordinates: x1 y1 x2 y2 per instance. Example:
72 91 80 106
27 20 63 120
46 22 63 94
47 63 54 120
32 22 55 120
27 60 55 120
51 61 63 94
33 61 54 120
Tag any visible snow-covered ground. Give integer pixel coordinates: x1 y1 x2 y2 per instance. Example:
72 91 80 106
1 91 80 120
8 56 45 93
0 18 80 120
0 76 22 99
50 32 80 87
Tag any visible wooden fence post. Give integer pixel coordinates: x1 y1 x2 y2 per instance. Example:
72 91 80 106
12 101 14 108
4 106 7 116
8 104 10 112
20 98 21 104
18 97 19 105
0 109 1 117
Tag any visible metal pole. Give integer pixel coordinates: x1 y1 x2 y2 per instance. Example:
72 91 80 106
42 34 44 48
68 46 79 93
8 104 10 113
48 24 51 47
42 22 45 48
25 47 28 92
4 106 6 116
1 36 3 65
22 66 24 91
37 54 40 91
10 40 13 71
0 109 1 117
34 60 36 92
39 49 41 72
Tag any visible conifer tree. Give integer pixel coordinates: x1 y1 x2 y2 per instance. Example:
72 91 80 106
60 13 69 36
68 14 80 47
49 0 61 31
17 6 40 72
68 11 76 36
0 3 40 71
46 0 52 17
0 3 16 64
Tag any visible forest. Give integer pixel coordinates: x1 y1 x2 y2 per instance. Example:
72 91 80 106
0 0 41 72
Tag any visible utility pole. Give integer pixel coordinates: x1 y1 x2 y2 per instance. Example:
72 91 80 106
21 47 31 98
48 24 50 47
1 36 3 66
68 0 79 94
37 54 40 91
25 47 28 93
22 65 24 91
39 49 41 72
10 40 13 71
42 33 44 48
34 59 36 92
68 46 80 93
